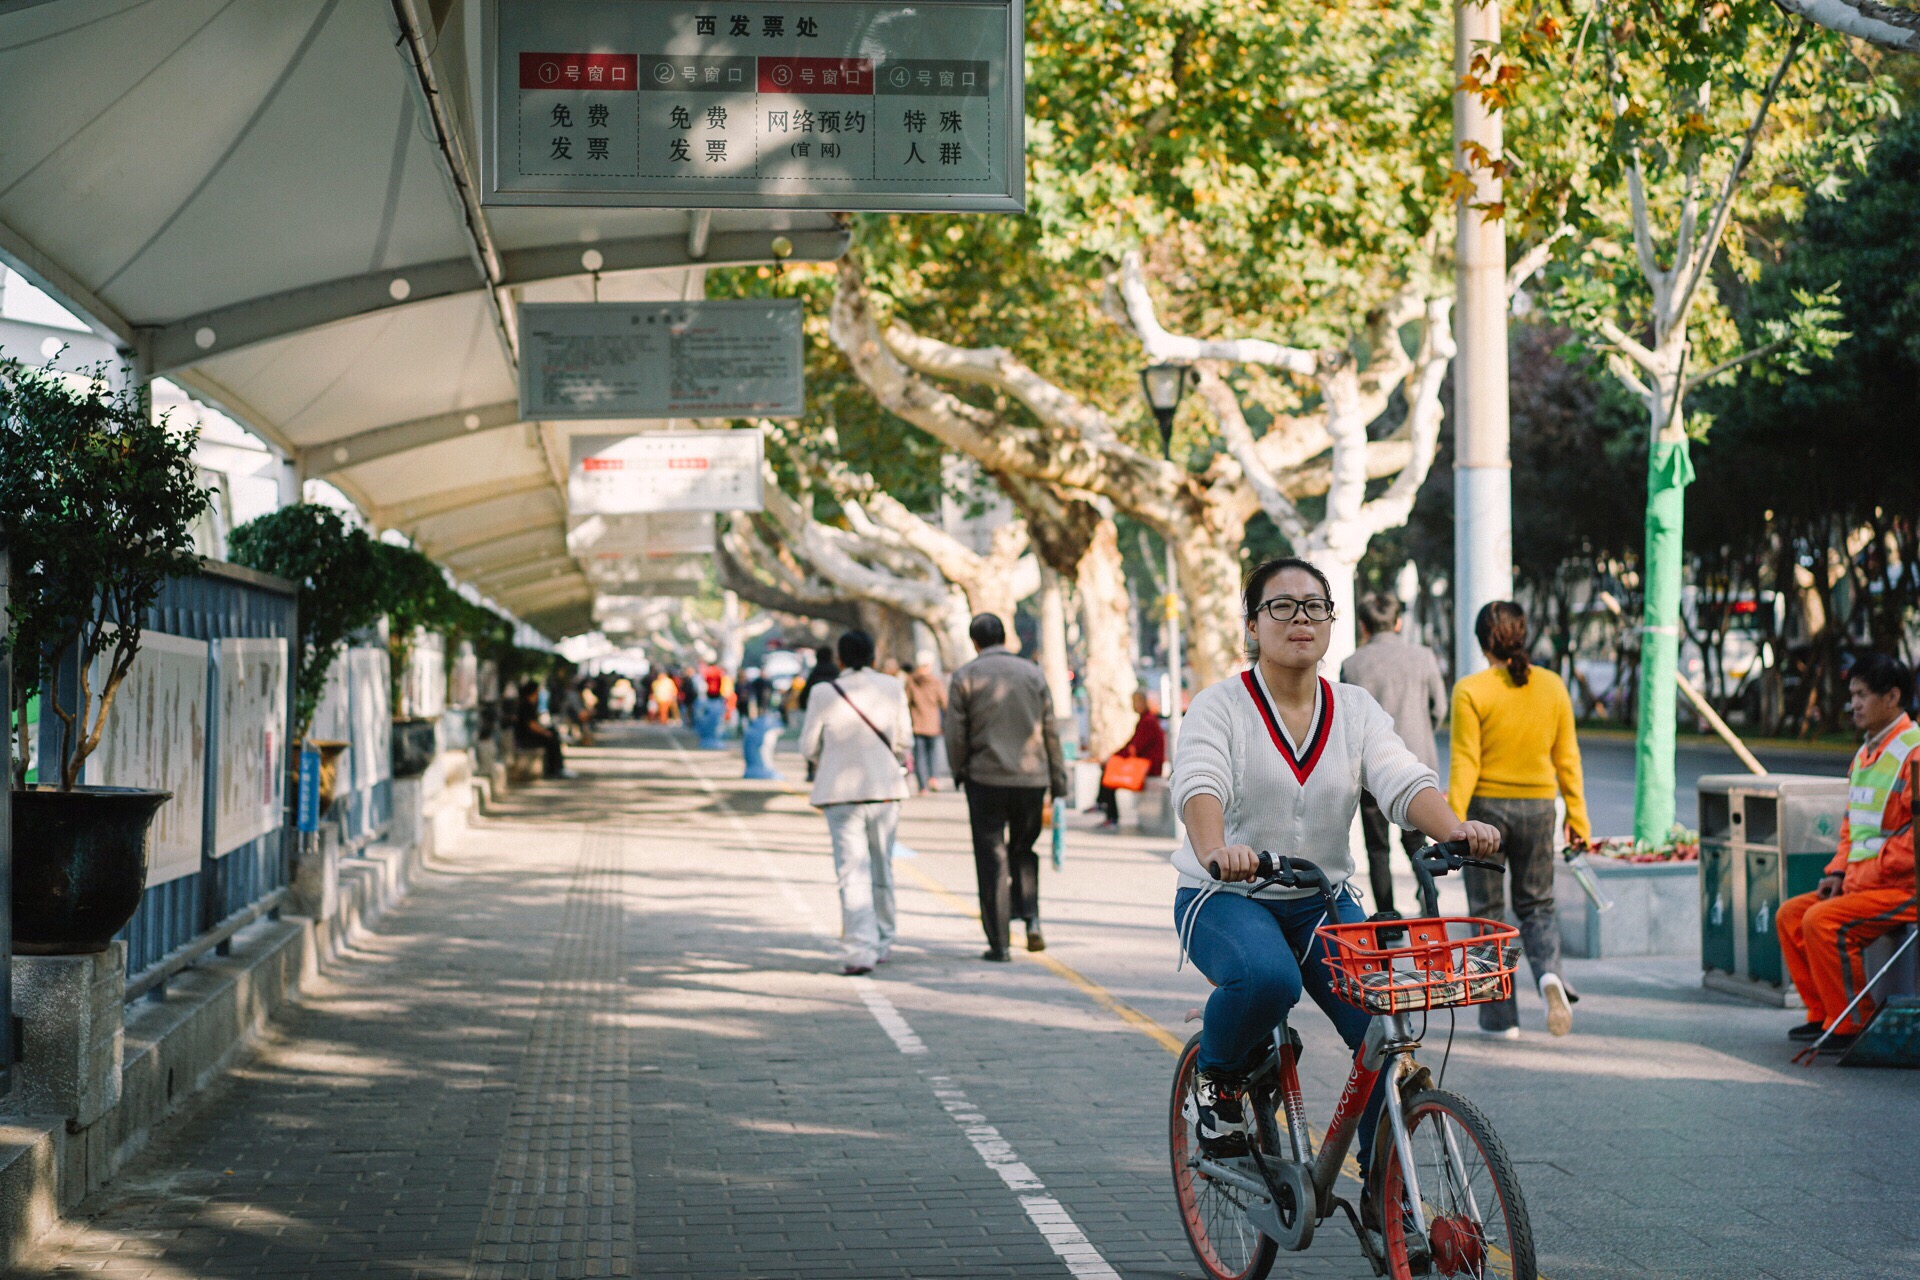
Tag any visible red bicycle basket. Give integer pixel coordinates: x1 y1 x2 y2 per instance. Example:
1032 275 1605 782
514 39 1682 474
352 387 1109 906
1317 917 1521 1014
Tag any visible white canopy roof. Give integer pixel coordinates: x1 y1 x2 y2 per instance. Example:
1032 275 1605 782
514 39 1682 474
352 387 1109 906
0 0 846 636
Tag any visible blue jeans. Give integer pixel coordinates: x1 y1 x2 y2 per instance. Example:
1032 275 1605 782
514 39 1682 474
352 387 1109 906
1175 885 1387 1177
912 734 941 789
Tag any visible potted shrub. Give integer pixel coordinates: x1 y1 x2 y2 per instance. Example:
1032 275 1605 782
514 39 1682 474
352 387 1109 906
228 505 383 808
0 360 211 953
371 541 452 779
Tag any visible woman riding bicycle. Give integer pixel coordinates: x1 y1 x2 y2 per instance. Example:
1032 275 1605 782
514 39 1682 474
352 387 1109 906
1171 557 1500 1183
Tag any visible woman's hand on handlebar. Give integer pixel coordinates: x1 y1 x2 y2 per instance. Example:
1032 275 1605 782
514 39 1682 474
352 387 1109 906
1448 820 1502 861
1205 844 1262 883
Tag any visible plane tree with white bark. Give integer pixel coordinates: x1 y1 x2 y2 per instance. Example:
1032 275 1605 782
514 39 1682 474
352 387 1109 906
831 252 1427 689
1510 1 1896 841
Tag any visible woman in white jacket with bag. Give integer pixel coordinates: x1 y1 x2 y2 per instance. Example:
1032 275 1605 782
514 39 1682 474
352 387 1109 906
1172 557 1500 1209
802 629 913 975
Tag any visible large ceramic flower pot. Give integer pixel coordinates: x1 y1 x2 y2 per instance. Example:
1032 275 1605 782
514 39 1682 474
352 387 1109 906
390 718 437 779
12 786 169 955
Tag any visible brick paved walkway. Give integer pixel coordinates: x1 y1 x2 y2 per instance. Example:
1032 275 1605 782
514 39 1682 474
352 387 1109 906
10 723 1917 1279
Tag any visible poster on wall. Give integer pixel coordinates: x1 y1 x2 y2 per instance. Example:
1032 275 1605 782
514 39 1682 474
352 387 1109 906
308 652 354 796
213 637 288 854
449 643 480 711
403 633 447 721
87 633 208 886
348 646 393 793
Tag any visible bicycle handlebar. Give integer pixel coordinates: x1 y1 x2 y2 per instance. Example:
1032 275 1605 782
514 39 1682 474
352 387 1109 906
1207 840 1502 893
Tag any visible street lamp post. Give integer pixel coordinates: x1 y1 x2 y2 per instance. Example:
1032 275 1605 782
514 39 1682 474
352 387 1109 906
1140 363 1189 751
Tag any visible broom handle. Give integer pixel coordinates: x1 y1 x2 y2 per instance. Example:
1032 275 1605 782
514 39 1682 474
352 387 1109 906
1801 928 1916 1058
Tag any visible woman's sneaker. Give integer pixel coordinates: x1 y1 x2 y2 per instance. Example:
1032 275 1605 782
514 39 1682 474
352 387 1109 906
1184 1071 1250 1158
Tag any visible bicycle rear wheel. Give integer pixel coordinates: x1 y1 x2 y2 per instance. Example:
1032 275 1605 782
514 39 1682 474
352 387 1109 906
1379 1088 1535 1280
1170 1034 1279 1280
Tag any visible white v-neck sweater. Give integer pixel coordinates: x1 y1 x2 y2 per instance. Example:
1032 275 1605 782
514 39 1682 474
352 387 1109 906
1169 668 1440 899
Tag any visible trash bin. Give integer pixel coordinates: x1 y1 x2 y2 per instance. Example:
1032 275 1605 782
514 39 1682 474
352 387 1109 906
1698 773 1847 1005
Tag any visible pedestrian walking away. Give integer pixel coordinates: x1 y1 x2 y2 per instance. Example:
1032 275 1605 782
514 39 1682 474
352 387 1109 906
1449 599 1590 1038
1777 652 1919 1053
1092 689 1167 829
904 652 948 793
1339 591 1448 917
800 630 912 976
945 613 1069 960
1171 556 1501 1222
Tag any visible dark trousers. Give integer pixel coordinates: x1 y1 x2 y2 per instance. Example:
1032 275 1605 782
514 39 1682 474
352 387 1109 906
965 782 1045 953
516 730 564 778
1462 796 1563 1031
1097 785 1118 824
1359 789 1436 918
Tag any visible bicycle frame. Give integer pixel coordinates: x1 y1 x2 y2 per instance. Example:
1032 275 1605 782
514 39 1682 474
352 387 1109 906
1279 1009 1479 1251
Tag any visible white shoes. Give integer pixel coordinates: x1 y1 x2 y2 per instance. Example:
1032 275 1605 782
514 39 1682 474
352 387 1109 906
1540 973 1574 1037
1478 1025 1520 1040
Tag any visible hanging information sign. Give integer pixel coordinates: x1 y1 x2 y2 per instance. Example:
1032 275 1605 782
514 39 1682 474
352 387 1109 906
519 301 803 420
484 0 1024 211
567 511 717 557
569 430 764 514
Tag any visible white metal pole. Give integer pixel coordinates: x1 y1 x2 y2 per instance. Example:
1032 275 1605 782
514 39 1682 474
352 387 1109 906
1452 0 1513 678
1165 540 1183 751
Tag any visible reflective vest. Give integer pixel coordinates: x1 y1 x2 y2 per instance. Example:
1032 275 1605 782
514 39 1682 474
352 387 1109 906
1846 718 1920 861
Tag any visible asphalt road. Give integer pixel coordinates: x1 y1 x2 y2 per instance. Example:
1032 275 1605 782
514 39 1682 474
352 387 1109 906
1450 733 1853 840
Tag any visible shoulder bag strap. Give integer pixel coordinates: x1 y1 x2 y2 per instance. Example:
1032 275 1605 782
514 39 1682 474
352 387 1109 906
830 678 894 751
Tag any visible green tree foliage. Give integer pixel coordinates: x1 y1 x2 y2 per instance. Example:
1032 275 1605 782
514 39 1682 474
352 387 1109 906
1029 0 1455 342
229 505 383 740
1512 1 1893 416
0 362 210 788
1700 105 1920 535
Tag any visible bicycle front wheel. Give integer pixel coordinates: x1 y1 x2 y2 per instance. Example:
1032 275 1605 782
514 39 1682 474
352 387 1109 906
1169 1034 1278 1280
1379 1088 1536 1280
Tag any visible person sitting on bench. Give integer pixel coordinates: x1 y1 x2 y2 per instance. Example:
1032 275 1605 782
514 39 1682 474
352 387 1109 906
1778 653 1919 1052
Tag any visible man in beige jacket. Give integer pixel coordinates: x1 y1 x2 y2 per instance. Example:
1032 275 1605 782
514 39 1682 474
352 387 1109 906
802 630 912 975
946 614 1069 961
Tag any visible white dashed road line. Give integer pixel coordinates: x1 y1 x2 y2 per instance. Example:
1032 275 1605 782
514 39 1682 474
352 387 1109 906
672 739 1126 1279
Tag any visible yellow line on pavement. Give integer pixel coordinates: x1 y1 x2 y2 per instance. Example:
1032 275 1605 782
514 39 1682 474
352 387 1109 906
898 860 1186 1053
902 861 1188 1053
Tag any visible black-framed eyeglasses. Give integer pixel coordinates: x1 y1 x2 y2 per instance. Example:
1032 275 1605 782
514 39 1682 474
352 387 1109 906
1251 596 1335 623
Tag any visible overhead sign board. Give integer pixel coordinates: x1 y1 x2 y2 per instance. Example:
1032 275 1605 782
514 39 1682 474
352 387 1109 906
569 430 764 514
567 511 717 557
584 553 711 588
520 300 803 420
483 0 1023 211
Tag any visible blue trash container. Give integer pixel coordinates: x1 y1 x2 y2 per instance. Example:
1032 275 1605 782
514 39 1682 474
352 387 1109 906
743 713 782 780
694 698 726 750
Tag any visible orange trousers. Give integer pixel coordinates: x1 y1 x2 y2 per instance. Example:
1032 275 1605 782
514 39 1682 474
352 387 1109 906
1777 888 1916 1033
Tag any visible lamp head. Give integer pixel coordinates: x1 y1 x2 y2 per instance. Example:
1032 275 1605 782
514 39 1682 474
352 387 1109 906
1139 363 1189 458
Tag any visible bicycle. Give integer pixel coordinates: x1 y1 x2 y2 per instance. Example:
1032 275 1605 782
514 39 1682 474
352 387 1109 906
1170 842 1538 1280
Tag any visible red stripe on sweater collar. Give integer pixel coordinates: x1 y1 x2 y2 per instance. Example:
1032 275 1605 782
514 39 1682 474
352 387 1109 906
1241 670 1334 785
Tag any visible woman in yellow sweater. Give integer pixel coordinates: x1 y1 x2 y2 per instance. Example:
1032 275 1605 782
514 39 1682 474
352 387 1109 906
1449 600 1589 1039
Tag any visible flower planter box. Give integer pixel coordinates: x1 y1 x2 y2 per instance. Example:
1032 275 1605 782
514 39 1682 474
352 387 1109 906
1555 855 1700 959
